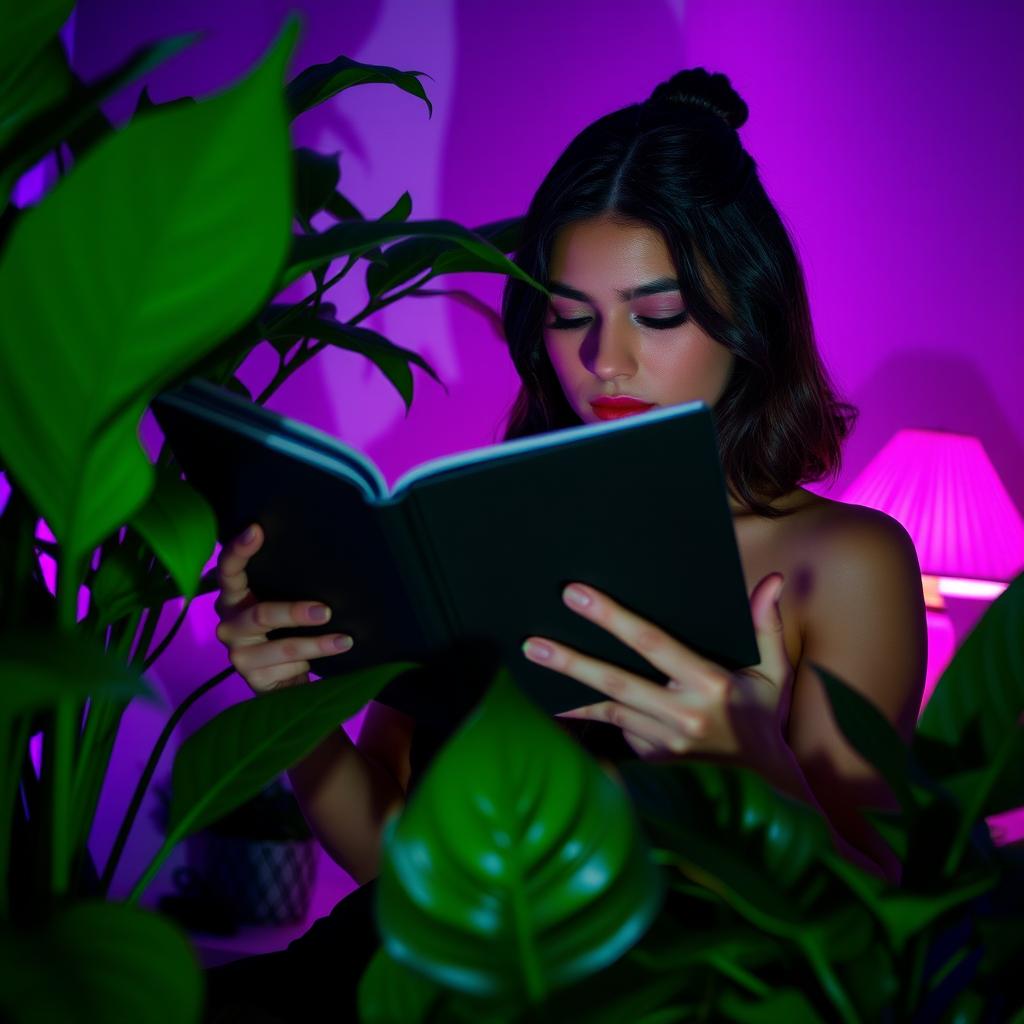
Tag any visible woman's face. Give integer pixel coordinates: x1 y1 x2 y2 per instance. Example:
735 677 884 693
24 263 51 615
543 215 735 423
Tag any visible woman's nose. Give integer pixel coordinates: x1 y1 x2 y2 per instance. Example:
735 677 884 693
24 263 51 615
580 318 637 379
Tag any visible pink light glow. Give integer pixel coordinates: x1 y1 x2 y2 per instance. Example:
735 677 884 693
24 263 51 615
937 577 1008 600
841 430 1024 583
35 519 91 622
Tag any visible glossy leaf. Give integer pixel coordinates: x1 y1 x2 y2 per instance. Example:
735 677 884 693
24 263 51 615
0 21 296 572
294 147 340 225
167 663 410 838
623 760 831 894
286 218 543 290
0 901 200 1023
325 190 365 221
814 663 917 812
365 216 523 298
266 313 445 410
130 465 216 600
916 570 1024 811
376 670 663 1004
286 54 432 119
0 630 154 721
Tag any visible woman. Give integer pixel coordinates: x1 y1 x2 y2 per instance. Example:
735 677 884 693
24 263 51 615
207 67 926 1019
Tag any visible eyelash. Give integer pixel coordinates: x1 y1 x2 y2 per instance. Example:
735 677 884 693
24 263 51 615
547 311 690 331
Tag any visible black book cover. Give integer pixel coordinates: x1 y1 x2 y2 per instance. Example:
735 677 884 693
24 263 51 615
151 379 758 715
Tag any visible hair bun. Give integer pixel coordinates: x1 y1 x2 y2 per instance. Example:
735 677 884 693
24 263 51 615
647 68 748 130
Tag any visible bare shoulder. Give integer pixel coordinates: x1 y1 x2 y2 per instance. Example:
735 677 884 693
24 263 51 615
786 491 927 741
796 493 922 585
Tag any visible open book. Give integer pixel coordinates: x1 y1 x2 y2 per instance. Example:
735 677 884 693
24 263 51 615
151 379 758 714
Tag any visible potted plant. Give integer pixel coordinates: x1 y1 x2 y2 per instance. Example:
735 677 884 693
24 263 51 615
0 7 543 1020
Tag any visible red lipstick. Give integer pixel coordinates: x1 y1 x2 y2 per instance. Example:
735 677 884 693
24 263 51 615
589 396 657 420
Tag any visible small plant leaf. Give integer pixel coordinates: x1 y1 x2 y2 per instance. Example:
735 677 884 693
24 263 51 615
0 901 200 1023
294 147 340 225
375 669 663 1005
286 218 544 290
286 55 432 119
266 313 445 410
130 465 216 600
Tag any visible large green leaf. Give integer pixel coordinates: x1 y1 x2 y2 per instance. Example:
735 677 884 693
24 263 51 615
814 663 918 812
719 988 826 1024
264 312 445 411
916 571 1024 805
0 21 296 572
285 218 543 290
0 630 154 721
375 670 663 1005
130 465 216 600
365 216 523 298
0 901 200 1023
286 54 432 119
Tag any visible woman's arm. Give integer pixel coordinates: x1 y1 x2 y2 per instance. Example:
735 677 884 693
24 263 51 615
286 700 414 884
783 507 928 881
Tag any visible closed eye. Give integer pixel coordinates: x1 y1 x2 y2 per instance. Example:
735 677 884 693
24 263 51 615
546 312 690 331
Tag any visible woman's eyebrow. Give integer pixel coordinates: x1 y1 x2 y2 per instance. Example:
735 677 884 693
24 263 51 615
548 277 681 301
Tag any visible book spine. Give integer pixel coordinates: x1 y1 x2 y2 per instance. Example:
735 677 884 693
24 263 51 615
377 499 458 648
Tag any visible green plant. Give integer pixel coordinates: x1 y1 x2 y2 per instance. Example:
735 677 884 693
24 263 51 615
358 575 1024 1023
0 6 546 1019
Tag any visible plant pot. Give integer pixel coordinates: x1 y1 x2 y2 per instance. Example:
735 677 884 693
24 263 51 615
185 832 318 926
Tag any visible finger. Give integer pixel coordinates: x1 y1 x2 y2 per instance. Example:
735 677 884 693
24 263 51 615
230 632 353 673
558 700 692 755
622 730 660 758
244 660 312 693
216 599 334 643
215 523 263 612
525 636 698 730
559 583 727 693
747 573 790 684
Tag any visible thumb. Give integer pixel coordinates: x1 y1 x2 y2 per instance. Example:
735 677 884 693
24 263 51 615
751 573 790 685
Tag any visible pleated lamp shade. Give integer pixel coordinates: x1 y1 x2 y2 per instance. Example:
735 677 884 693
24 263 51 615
841 429 1024 604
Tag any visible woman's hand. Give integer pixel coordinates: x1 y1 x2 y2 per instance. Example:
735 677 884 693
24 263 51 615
214 522 355 694
522 574 791 761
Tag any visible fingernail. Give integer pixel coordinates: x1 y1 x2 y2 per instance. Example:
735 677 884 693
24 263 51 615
563 585 592 609
523 639 553 661
774 576 786 602
333 635 353 651
243 525 257 543
310 605 331 622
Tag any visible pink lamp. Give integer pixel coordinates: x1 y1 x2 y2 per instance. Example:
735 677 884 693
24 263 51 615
841 429 1024 711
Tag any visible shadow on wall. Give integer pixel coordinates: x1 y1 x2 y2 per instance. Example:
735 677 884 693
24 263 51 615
834 349 1024 517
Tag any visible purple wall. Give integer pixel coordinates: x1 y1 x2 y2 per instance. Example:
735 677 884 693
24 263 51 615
27 0 1024 911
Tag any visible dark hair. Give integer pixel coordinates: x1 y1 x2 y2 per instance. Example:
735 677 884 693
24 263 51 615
500 68 857 518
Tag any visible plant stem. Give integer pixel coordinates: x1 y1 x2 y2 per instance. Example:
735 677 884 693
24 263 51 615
141 599 191 671
0 716 30 919
51 699 74 896
100 665 233 896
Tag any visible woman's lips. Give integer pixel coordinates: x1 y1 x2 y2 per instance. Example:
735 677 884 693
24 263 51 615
589 397 657 420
